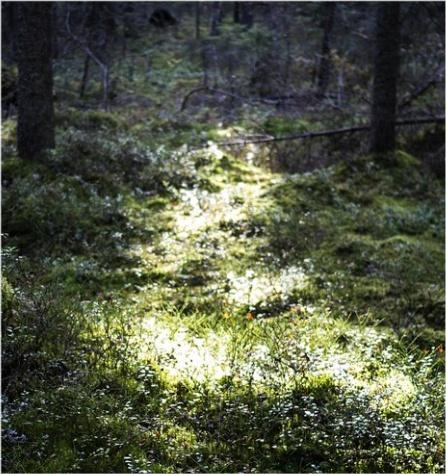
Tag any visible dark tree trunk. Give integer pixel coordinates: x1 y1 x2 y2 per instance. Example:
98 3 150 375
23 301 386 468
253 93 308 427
16 2 55 160
2 2 18 61
234 0 254 27
210 2 222 36
0 2 11 59
79 54 90 99
233 0 241 23
241 0 254 28
369 3 400 154
52 3 59 59
317 2 336 97
233 0 240 23
195 2 201 39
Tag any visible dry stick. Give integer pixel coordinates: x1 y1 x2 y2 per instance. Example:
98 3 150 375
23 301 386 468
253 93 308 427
192 116 445 150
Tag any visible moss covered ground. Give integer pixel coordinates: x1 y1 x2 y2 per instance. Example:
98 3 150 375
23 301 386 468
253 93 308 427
2 115 444 472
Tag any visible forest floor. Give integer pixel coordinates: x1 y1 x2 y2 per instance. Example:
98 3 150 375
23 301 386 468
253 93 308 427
2 113 444 473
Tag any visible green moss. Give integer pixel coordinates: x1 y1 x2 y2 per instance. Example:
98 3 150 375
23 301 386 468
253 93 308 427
55 108 128 131
251 154 444 335
264 117 312 135
3 97 444 473
404 124 445 162
394 150 422 168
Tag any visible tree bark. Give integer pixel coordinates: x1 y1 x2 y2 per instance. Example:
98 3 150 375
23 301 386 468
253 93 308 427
234 0 254 28
195 2 201 40
2 2 18 59
233 2 240 23
369 3 400 154
317 2 336 98
79 54 90 98
210 2 222 36
16 2 55 160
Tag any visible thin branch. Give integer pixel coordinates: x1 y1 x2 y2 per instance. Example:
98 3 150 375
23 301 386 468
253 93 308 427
192 116 445 150
65 10 110 110
180 86 209 111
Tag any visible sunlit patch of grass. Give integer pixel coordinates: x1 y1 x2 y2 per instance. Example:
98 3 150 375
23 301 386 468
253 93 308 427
223 265 309 308
115 148 444 458
1 118 16 145
136 315 231 383
124 290 435 431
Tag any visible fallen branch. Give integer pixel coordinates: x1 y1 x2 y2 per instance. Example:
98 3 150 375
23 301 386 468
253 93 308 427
194 116 444 149
180 86 209 111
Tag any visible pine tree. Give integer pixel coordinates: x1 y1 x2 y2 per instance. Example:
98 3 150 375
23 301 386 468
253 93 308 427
369 3 400 154
16 2 55 160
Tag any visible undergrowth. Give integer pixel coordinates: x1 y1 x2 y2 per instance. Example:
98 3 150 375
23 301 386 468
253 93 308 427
2 100 445 473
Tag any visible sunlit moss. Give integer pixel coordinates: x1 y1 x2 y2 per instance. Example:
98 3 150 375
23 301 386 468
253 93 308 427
3 108 444 472
1 119 16 145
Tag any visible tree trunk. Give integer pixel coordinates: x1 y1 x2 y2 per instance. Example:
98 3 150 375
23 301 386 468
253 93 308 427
234 0 254 27
16 2 55 160
317 2 336 97
369 3 400 154
210 2 222 36
2 2 18 60
195 2 201 39
0 1 11 59
233 2 240 23
243 3 254 28
79 54 90 98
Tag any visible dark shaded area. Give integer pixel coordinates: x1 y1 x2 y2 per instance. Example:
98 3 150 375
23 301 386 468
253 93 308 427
149 8 178 28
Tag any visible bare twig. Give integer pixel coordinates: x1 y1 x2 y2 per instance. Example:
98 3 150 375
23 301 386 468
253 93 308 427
65 10 110 110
